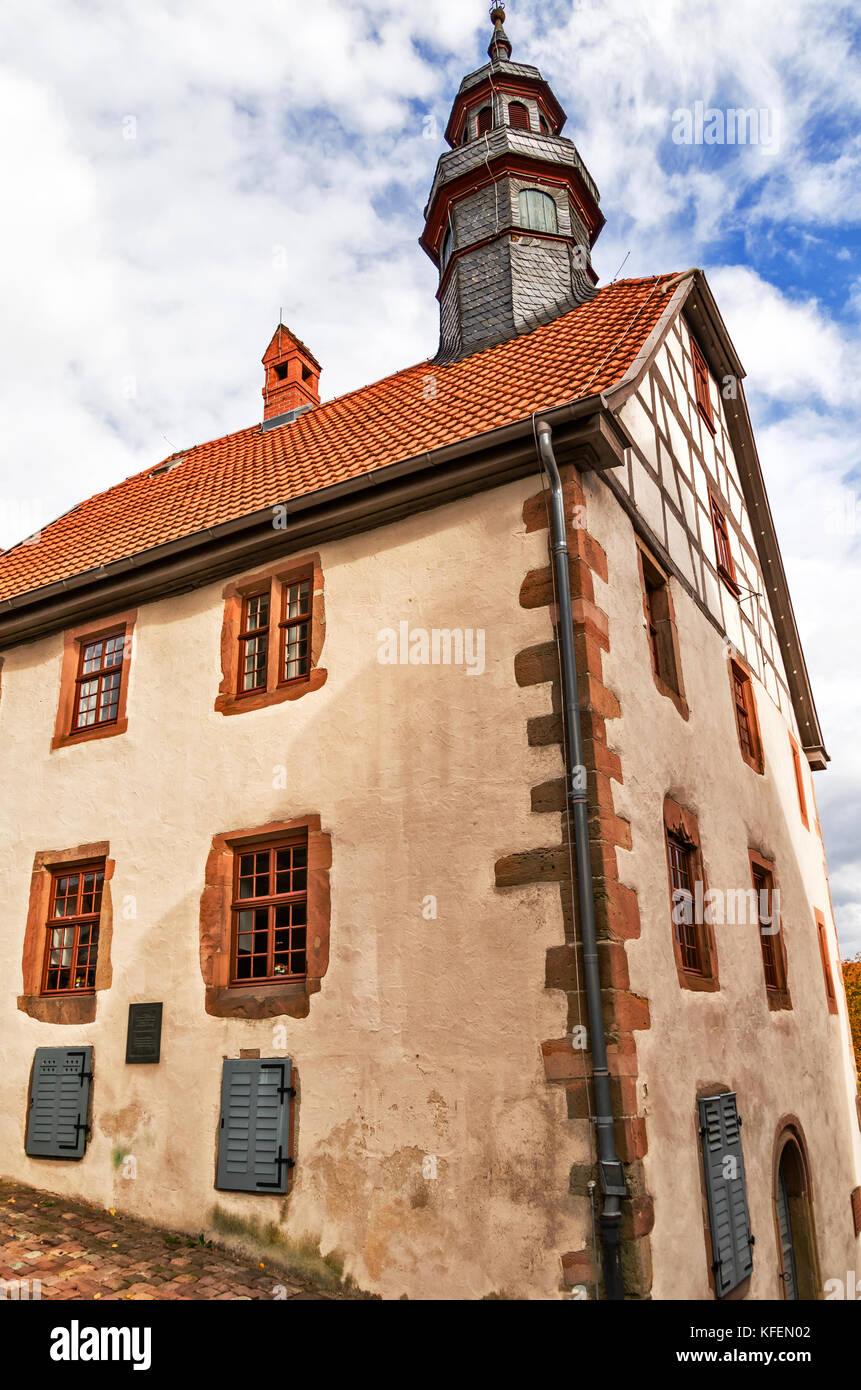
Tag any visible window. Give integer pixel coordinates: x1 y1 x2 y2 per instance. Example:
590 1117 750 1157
477 105 493 136
73 632 124 730
815 910 838 1015
638 545 687 715
19 842 113 1025
508 100 531 130
215 553 326 717
440 221 454 273
709 493 740 596
539 114 551 135
519 188 558 234
280 578 312 681
699 1092 754 1297
789 734 809 829
25 1047 94 1161
239 591 269 693
216 1058 294 1193
750 853 790 1009
231 836 308 985
42 865 104 995
668 833 701 972
52 610 136 750
690 337 715 432
664 797 719 991
728 658 763 773
199 815 332 1020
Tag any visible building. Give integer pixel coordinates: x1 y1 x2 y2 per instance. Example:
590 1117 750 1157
1 6 859 1300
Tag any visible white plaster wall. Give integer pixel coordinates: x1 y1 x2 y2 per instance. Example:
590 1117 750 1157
618 316 793 724
584 327 861 1297
0 476 581 1300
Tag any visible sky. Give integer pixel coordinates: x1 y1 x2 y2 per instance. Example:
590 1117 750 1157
0 0 859 949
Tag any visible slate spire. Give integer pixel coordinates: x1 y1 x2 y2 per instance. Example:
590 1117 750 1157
488 4 513 63
420 5 604 361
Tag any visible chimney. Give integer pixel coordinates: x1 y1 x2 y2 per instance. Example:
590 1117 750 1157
261 324 321 426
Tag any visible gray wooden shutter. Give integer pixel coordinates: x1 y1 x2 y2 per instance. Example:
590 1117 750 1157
216 1058 293 1193
25 1047 93 1160
698 1092 754 1296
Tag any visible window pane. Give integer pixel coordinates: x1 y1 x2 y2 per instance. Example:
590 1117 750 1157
104 635 124 666
284 622 310 680
81 640 104 674
246 593 269 630
241 634 268 691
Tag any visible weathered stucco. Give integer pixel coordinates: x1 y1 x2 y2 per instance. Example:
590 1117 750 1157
0 301 858 1300
0 475 587 1300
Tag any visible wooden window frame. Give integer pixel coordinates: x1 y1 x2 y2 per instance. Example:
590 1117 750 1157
690 337 715 433
199 815 331 1020
229 833 309 987
278 575 313 687
237 590 271 695
749 851 791 1011
663 797 719 992
52 610 136 751
19 842 114 1025
215 552 326 717
789 733 810 829
728 657 764 774
41 863 105 997
709 492 740 598
72 631 125 732
637 543 688 719
814 909 839 1016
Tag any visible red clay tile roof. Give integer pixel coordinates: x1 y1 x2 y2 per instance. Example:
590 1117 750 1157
0 274 676 603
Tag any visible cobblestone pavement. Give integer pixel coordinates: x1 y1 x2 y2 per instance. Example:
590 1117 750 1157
0 1178 350 1301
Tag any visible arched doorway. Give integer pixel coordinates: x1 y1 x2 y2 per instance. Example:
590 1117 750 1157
774 1127 821 1300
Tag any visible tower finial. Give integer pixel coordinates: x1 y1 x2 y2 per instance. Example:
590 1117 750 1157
488 3 512 63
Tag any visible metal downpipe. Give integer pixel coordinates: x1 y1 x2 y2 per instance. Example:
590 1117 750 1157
536 419 626 1301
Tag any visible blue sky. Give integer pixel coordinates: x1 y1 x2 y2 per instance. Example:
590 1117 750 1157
0 0 859 948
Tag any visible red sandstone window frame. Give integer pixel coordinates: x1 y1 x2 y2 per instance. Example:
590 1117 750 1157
199 815 331 1020
709 492 740 597
19 842 114 1025
728 657 764 774
41 862 105 997
215 553 326 717
230 833 308 987
749 851 791 1011
663 797 719 992
814 909 839 1016
789 733 810 829
52 610 136 752
691 337 715 433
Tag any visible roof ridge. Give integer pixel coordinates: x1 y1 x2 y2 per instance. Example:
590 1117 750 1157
0 271 679 598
